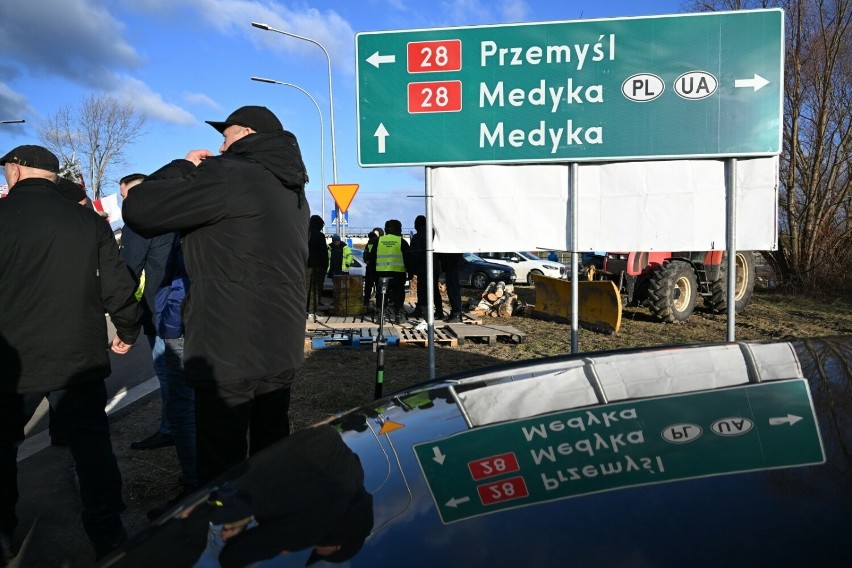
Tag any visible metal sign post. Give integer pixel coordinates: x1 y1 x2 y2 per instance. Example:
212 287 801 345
374 277 391 399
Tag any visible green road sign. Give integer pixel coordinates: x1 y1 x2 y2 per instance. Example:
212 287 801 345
414 380 823 524
356 9 784 167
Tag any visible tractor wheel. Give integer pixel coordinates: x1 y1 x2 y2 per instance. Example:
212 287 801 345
705 251 756 313
527 269 543 285
647 260 698 322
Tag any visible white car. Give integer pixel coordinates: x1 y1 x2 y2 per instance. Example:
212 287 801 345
478 251 566 285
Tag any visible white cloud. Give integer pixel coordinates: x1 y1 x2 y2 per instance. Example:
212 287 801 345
0 0 142 87
0 83 36 121
112 77 196 125
129 0 357 76
438 0 530 25
500 0 531 23
184 92 222 109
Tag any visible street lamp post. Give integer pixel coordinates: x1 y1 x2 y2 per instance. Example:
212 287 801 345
251 22 341 236
251 76 326 222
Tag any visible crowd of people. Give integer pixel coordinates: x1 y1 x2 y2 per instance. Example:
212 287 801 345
0 103 463 565
314 215 464 325
0 105 313 563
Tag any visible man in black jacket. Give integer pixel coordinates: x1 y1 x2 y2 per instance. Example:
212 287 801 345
0 145 141 561
408 214 442 320
306 215 328 320
119 173 178 452
123 106 310 485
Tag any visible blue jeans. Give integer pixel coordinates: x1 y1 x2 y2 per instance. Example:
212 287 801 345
147 334 170 435
162 336 196 487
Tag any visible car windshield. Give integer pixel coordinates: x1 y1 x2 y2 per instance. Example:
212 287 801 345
519 251 540 261
353 248 364 260
464 253 484 262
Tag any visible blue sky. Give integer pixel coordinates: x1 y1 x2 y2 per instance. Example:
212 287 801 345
1 0 688 230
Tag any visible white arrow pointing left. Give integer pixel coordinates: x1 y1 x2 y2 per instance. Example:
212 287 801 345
735 74 770 91
367 51 396 68
769 414 803 426
445 496 470 508
374 123 389 154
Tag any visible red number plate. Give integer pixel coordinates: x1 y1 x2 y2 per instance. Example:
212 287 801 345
478 476 529 506
468 452 520 481
407 81 462 113
407 40 462 73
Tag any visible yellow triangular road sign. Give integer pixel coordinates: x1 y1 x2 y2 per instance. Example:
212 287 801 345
328 183 359 213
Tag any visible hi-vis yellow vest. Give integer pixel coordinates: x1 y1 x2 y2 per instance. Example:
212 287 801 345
375 235 405 272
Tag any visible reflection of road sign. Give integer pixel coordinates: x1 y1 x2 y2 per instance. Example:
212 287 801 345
328 183 360 213
356 9 784 167
414 380 823 523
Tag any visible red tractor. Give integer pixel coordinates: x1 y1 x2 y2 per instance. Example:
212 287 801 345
583 251 756 323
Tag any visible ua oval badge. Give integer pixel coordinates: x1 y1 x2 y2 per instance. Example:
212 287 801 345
674 71 718 100
621 73 665 102
711 417 754 436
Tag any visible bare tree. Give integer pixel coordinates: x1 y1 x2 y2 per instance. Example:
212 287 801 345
686 0 852 295
38 94 148 200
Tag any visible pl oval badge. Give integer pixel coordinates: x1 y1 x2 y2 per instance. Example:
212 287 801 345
621 73 665 102
674 71 718 100
661 423 702 444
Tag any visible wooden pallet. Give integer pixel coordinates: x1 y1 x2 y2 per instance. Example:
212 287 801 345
309 313 377 328
397 327 459 347
309 327 399 349
444 323 526 345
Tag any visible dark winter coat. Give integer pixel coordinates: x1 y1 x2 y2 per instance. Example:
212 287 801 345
0 178 141 394
307 218 328 270
120 225 176 337
408 229 438 276
123 132 310 387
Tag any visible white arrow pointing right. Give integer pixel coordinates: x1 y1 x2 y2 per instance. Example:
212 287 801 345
735 74 770 91
769 414 803 426
374 123 389 154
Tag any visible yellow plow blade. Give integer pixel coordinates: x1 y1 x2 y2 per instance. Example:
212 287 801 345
532 275 622 334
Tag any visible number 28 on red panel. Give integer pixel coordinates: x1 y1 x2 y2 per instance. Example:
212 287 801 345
407 40 462 73
408 81 462 113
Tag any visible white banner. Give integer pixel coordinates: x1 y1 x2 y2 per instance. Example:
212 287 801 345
430 157 778 253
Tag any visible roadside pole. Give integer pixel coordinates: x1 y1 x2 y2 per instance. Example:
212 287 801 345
725 158 738 342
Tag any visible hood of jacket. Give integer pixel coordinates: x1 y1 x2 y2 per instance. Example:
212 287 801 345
227 131 304 190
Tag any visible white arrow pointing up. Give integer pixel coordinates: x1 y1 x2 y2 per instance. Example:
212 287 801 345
735 74 770 91
367 51 396 68
374 123 389 154
769 414 803 426
445 496 470 508
432 446 446 465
